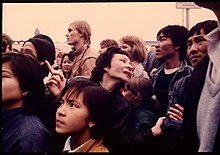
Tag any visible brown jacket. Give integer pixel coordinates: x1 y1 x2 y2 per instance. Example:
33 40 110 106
63 137 109 152
72 46 99 77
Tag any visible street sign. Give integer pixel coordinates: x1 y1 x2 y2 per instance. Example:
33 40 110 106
176 2 201 9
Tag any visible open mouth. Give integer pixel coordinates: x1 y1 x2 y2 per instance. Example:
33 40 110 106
123 71 131 77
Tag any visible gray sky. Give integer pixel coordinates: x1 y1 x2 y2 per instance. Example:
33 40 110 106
2 2 217 51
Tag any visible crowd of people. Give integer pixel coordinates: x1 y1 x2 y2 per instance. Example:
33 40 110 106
2 2 220 153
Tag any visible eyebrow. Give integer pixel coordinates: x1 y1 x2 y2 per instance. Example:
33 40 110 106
158 35 166 39
188 35 206 42
63 95 81 106
2 70 13 75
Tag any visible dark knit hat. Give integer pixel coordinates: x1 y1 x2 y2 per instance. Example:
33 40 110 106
25 37 55 65
33 34 56 51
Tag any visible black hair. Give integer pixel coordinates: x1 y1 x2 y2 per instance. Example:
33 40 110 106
2 52 45 116
60 76 113 139
188 20 218 38
156 25 189 61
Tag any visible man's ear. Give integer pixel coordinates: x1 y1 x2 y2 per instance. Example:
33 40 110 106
78 31 83 37
88 121 96 128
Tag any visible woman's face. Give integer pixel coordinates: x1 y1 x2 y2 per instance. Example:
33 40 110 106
2 62 23 111
61 55 74 74
56 91 91 136
105 53 132 83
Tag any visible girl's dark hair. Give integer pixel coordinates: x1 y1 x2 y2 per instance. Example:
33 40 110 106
156 25 189 61
188 20 218 38
2 52 45 116
60 76 113 139
90 46 129 84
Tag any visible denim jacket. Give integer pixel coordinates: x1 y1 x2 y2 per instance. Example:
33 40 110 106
151 60 193 102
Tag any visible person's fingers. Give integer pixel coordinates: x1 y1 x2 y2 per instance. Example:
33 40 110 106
45 60 55 74
156 117 166 125
45 63 65 82
47 78 59 86
169 107 183 118
167 111 182 121
175 103 184 112
168 114 178 121
57 70 65 82
159 117 166 121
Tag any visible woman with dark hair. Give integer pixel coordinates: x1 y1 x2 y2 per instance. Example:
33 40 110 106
55 76 113 152
20 34 59 134
90 46 168 152
60 53 74 85
2 52 50 153
90 46 132 116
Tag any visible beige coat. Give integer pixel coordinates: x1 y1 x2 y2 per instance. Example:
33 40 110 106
71 46 99 77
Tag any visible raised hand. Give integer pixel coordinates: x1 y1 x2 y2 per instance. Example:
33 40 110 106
44 60 66 98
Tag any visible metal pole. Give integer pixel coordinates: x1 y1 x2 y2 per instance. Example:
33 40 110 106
186 8 190 29
182 9 184 26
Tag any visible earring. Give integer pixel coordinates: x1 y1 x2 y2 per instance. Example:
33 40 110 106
88 122 96 128
104 67 108 72
23 92 28 97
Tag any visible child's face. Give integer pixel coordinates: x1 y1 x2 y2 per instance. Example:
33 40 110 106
122 84 136 106
56 91 90 136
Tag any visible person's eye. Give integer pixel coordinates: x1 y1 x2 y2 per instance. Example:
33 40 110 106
120 59 126 63
58 100 64 107
198 38 206 43
187 43 192 48
70 103 77 108
2 75 8 78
